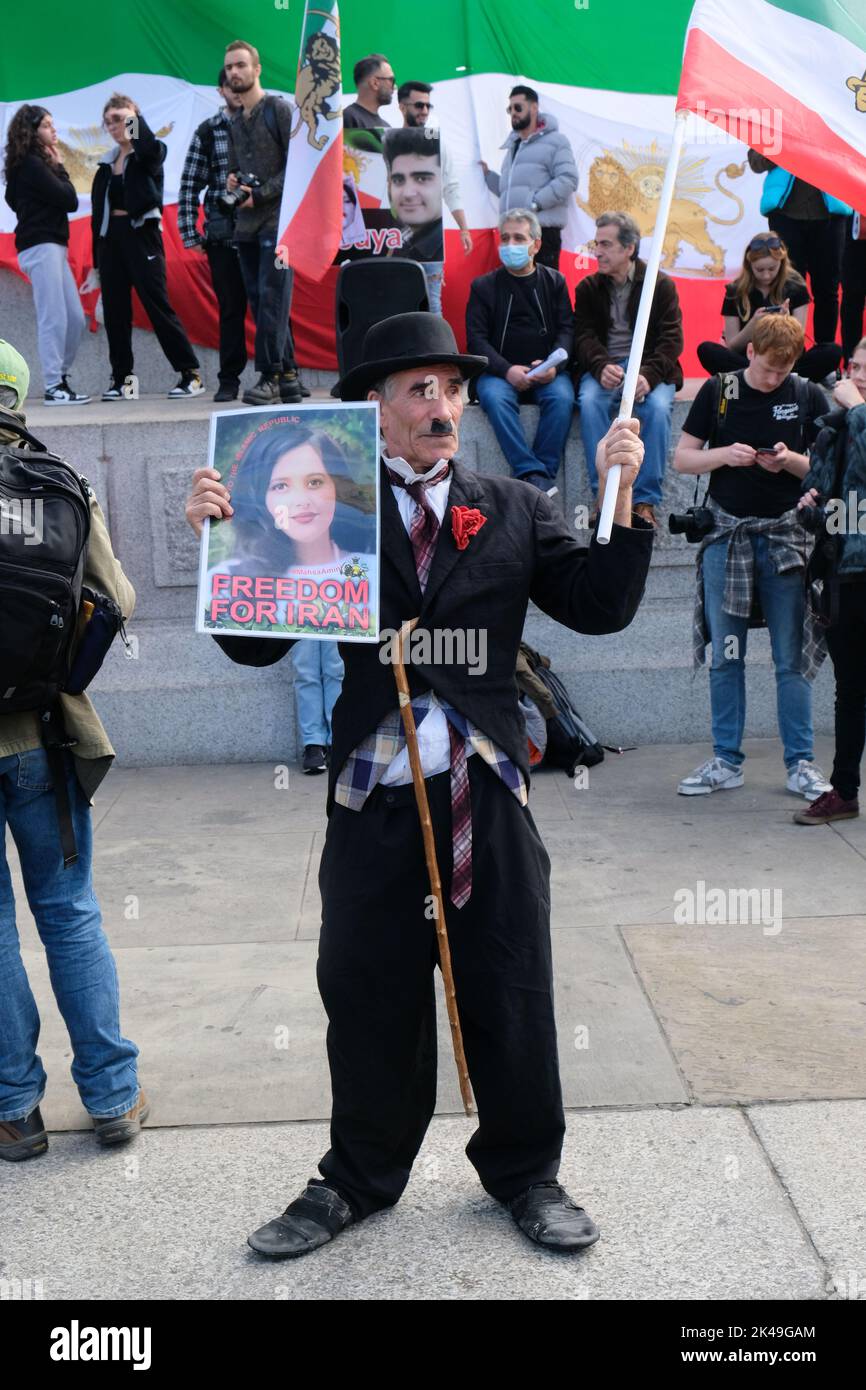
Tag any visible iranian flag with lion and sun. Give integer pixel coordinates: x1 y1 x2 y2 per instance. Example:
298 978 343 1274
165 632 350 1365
1 0 863 374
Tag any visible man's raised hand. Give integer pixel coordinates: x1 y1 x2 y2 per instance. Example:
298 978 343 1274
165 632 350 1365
598 417 643 491
185 467 233 539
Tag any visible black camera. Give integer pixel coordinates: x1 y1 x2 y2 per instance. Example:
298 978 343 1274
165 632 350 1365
798 495 830 535
217 173 261 213
668 506 715 543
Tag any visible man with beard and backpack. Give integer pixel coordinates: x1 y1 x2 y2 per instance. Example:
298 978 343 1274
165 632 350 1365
0 340 147 1162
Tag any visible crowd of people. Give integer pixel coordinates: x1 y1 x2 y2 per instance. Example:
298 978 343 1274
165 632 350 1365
4 42 860 416
1 41 865 1257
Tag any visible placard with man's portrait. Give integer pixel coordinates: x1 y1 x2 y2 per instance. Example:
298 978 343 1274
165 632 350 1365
338 126 443 265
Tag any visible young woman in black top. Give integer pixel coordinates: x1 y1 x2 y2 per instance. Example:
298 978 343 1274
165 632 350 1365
84 92 203 400
698 233 842 384
3 104 90 403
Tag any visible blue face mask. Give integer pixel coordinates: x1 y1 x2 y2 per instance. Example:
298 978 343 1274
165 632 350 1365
499 243 531 270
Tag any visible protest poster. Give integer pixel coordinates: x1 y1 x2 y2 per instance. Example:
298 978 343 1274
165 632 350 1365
196 402 380 642
339 125 443 264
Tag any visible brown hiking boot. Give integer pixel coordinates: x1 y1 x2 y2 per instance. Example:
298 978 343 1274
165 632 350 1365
792 789 859 825
0 1105 48 1162
634 502 657 527
92 1090 150 1147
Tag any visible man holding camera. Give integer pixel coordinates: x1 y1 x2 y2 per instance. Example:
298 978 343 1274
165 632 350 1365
223 39 304 406
674 314 832 800
178 69 248 402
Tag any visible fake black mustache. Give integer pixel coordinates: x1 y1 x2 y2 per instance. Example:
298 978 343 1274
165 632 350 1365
426 419 455 436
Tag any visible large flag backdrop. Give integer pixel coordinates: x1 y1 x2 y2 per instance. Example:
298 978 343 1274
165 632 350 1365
2 0 862 375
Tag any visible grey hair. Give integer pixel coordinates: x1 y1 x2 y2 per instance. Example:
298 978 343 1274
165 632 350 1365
595 210 641 257
369 375 398 400
499 207 541 240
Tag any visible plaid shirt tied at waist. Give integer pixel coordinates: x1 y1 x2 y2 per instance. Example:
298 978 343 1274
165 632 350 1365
333 690 528 812
692 498 827 681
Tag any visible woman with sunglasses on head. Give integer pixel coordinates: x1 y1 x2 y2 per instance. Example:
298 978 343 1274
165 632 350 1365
84 93 203 401
698 233 842 385
3 105 90 404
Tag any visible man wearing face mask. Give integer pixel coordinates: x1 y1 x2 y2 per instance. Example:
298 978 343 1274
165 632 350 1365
466 209 574 489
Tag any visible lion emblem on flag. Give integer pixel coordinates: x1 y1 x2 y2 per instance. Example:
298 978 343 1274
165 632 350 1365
847 68 866 112
577 140 746 276
290 30 342 150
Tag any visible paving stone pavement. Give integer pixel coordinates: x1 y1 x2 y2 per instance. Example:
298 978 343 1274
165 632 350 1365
3 737 865 1300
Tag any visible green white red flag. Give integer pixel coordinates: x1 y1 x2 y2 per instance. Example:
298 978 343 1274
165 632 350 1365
677 0 866 211
276 1 343 281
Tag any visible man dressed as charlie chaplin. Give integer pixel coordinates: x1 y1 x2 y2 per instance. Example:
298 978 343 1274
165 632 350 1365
185 312 652 1257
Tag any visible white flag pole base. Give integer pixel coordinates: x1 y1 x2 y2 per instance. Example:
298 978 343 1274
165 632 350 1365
595 110 688 546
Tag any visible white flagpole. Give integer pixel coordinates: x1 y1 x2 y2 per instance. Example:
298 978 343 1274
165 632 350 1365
596 110 688 544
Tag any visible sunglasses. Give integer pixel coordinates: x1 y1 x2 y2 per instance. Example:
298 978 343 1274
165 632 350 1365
748 235 783 253
408 101 432 110
507 104 527 114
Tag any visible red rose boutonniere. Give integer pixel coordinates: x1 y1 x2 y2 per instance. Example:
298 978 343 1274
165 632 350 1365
451 505 487 550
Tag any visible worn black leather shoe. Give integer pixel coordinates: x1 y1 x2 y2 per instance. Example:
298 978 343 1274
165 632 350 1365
508 1182 600 1252
0 1106 48 1161
248 1183 356 1258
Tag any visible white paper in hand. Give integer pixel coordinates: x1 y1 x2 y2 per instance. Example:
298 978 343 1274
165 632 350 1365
524 347 568 381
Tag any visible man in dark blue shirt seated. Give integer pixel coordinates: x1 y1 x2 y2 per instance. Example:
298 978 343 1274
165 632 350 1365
466 208 574 491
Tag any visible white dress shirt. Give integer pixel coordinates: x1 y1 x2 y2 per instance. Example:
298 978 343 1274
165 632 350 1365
379 453 459 785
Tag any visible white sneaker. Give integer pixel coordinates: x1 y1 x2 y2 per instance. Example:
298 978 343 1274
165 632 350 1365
167 372 205 398
786 760 833 801
677 756 744 796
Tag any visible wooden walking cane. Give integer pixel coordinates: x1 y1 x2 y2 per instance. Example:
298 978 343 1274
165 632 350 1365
391 617 474 1116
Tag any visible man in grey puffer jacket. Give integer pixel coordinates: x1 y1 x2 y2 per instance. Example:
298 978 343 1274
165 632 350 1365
481 86 577 270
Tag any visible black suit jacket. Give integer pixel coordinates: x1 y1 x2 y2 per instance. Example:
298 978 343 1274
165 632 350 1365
215 459 653 811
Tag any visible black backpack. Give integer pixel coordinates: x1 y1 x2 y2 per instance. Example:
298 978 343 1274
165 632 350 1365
0 412 93 865
536 664 607 773
518 644 612 774
0 413 92 709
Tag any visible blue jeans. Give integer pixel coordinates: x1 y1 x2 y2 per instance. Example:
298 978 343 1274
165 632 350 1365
420 262 444 316
292 640 345 746
577 359 675 505
0 749 140 1122
475 371 575 479
702 534 814 769
236 232 295 374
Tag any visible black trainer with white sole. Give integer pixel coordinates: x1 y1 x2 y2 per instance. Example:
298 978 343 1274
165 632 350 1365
302 744 327 775
45 380 91 405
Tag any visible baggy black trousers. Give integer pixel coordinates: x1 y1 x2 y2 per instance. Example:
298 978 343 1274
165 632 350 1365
311 757 566 1219
97 218 199 383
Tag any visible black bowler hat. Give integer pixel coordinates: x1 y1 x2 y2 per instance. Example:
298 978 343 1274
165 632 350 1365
332 312 488 401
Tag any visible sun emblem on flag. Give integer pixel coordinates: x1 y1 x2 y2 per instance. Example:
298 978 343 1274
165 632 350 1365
55 122 175 192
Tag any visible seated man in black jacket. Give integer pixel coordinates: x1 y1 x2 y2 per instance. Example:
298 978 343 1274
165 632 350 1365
466 208 573 490
185 312 652 1261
